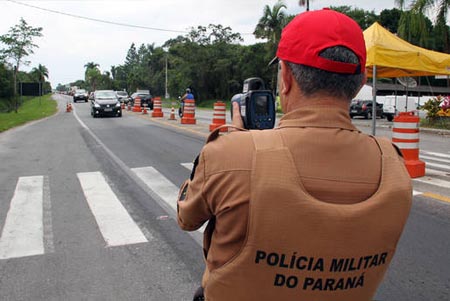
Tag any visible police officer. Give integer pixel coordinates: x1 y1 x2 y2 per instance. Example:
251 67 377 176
177 9 412 301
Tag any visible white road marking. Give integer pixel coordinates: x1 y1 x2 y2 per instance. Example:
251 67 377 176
413 177 450 189
181 163 194 171
425 162 450 171
421 151 450 159
420 155 450 165
0 176 45 259
77 172 148 247
425 168 450 177
413 190 423 196
132 166 206 233
132 167 179 212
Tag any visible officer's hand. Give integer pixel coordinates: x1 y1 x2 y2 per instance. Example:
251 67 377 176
231 102 244 129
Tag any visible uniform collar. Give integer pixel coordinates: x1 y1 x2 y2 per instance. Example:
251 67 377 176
278 105 359 132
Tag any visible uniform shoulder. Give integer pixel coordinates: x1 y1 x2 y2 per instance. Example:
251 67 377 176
201 131 255 174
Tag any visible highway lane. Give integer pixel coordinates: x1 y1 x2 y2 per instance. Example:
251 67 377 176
80 97 450 300
72 95 450 300
0 94 448 300
0 95 203 300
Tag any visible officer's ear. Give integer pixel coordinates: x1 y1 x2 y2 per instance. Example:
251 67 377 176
280 61 293 95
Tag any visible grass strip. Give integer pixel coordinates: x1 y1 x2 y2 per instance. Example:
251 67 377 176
0 95 57 132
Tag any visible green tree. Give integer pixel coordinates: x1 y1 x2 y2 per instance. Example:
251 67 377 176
331 6 378 30
0 18 43 112
379 8 403 33
30 64 49 95
254 1 287 49
411 0 450 52
84 62 101 91
0 63 14 112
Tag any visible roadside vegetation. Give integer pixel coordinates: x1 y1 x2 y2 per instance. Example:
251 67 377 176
0 94 57 132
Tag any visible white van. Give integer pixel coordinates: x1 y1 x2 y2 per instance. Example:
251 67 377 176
380 95 418 121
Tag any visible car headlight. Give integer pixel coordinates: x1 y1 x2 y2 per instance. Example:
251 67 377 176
94 102 101 108
115 102 121 107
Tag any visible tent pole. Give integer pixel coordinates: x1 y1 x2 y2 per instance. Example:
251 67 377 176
372 66 377 135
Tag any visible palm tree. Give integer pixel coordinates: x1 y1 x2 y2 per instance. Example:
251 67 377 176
299 0 313 11
31 64 48 95
410 0 450 52
31 64 49 83
254 1 287 47
84 61 99 77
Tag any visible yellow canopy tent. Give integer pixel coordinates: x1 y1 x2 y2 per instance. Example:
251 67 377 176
364 22 450 78
362 22 450 134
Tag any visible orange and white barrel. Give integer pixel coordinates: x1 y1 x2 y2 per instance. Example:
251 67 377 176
181 99 196 124
209 101 227 132
152 96 163 118
392 112 425 178
132 96 142 112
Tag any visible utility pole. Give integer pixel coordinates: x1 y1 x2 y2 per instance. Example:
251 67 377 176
165 56 169 99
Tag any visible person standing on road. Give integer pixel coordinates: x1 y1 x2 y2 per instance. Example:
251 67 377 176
177 9 412 301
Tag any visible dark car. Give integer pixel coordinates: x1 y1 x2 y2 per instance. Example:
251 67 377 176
73 89 88 102
91 90 122 118
130 91 153 109
349 100 384 119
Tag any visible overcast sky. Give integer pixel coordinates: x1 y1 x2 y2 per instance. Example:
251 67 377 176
1 0 401 88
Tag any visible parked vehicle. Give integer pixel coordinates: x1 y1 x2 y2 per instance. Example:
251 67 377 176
349 100 384 119
90 90 122 118
379 95 418 121
73 89 88 102
116 91 131 104
130 90 153 109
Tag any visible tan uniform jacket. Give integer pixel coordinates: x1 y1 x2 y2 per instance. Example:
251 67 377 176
177 105 405 287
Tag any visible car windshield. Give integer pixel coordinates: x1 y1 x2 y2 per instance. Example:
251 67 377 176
76 89 86 93
116 91 127 96
96 91 116 98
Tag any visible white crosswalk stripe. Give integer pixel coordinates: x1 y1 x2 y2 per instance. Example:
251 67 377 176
181 163 194 171
132 165 206 233
77 171 148 247
132 166 180 212
0 176 46 260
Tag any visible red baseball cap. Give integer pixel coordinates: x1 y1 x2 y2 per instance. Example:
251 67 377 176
273 9 366 74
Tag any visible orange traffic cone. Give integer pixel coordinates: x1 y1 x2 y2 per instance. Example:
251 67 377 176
168 106 176 120
142 104 148 115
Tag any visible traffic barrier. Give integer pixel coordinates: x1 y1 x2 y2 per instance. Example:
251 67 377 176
132 96 142 112
142 104 148 115
66 103 72 113
209 101 227 132
181 99 196 124
127 103 132 111
121 102 125 110
168 106 176 120
152 96 164 118
392 112 425 178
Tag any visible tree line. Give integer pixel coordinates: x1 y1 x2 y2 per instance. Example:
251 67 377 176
0 18 49 112
63 3 450 103
3 1 450 111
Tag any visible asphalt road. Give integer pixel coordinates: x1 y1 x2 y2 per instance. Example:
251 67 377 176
0 94 448 300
